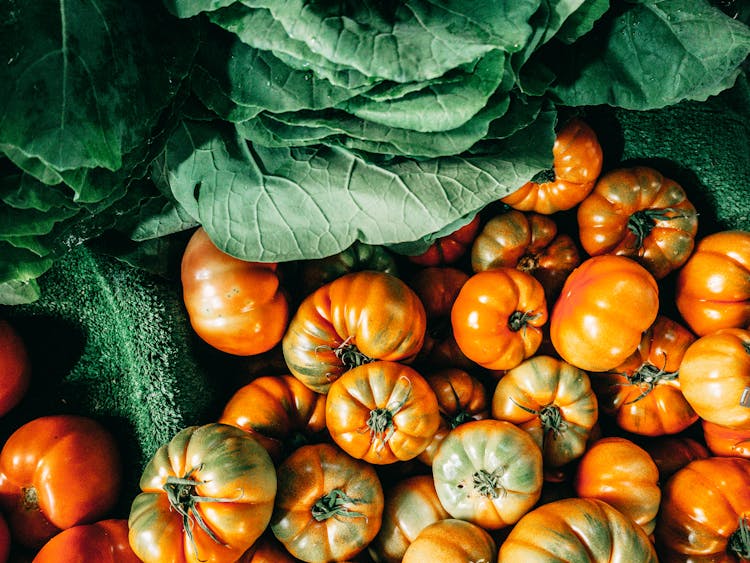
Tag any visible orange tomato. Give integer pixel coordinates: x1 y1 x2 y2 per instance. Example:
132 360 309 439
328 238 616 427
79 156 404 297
675 230 750 335
550 255 659 372
325 361 440 465
591 315 698 436
451 267 548 371
703 420 750 458
181 227 289 356
574 437 661 536
577 166 698 279
401 519 496 563
501 118 603 214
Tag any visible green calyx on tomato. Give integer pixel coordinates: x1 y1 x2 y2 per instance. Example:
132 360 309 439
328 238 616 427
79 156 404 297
311 489 366 522
508 310 541 332
512 400 568 439
471 468 506 499
331 337 375 370
627 207 682 249
728 516 750 560
624 359 678 404
163 465 238 554
530 169 556 184
365 377 412 450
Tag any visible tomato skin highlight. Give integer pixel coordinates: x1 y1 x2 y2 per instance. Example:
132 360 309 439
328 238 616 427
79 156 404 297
0 319 31 417
0 415 122 550
550 254 659 372
181 227 289 356
32 519 139 563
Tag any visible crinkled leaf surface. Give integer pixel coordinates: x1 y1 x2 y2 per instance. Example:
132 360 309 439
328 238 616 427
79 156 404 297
548 0 750 108
240 0 541 82
164 117 555 262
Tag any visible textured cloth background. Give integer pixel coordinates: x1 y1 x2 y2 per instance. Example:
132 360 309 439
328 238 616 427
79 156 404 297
1 72 748 517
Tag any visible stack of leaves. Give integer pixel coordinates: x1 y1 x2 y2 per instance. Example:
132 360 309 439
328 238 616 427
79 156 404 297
1 0 749 304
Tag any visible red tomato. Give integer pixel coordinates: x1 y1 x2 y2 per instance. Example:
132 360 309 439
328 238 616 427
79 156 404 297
181 227 289 356
0 320 30 417
0 415 122 549
408 215 481 266
32 519 138 563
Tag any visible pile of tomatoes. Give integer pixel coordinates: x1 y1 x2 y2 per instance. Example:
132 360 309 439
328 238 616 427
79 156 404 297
1 117 750 562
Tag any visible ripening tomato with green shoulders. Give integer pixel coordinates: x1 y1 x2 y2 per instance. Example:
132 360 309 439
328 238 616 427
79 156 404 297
591 315 698 436
271 443 384 563
577 166 698 280
282 271 426 394
0 415 122 550
128 423 277 563
181 227 289 356
550 254 659 372
499 498 658 562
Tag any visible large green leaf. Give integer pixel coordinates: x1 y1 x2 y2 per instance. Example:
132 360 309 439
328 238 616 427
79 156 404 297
0 0 194 173
164 116 555 262
239 0 542 82
548 0 750 108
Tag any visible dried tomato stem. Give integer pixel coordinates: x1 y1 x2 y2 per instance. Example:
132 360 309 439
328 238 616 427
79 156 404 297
472 468 506 499
512 398 567 439
311 489 366 522
333 337 373 370
623 356 678 404
517 253 539 273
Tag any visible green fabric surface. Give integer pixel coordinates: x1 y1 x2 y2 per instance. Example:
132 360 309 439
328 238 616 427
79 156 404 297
0 72 748 519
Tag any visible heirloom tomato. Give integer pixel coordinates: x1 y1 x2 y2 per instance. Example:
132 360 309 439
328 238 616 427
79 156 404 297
418 368 490 465
499 498 658 562
491 355 598 468
0 415 121 549
432 419 543 530
703 420 750 458
128 423 276 563
656 457 750 561
408 267 473 370
408 215 481 266
325 361 440 464
282 271 426 394
218 374 327 463
0 319 30 417
271 443 384 563
500 118 603 214
299 241 398 295
451 267 548 371
550 254 659 372
679 328 750 429
642 435 709 483
401 519 496 563
181 227 289 356
577 166 698 279
591 315 698 436
470 210 580 301
33 519 139 563
675 230 750 335
574 437 661 536
368 474 450 563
